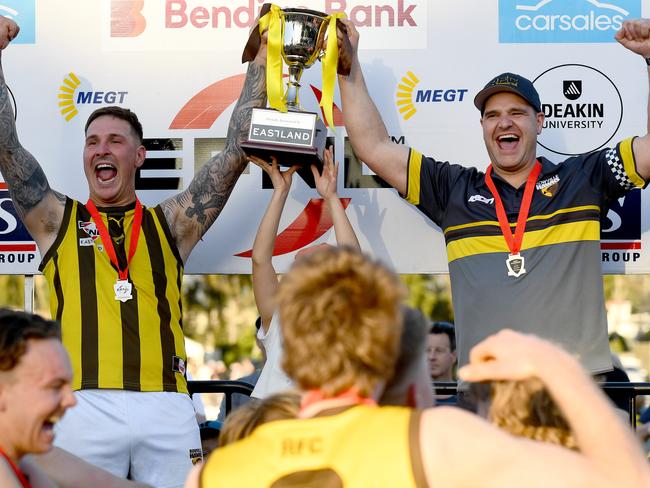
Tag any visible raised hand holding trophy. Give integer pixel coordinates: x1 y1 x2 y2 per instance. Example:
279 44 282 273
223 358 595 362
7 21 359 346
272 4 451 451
242 4 349 184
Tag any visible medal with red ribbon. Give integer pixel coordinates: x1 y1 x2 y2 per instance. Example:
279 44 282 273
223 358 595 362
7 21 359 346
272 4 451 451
85 199 143 301
484 161 541 278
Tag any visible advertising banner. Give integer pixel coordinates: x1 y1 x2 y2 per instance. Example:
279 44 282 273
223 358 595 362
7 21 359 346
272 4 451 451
1 0 649 274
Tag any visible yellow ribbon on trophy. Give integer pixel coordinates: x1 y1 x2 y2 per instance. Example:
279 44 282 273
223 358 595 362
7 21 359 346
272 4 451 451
258 6 346 128
320 12 346 129
258 5 285 112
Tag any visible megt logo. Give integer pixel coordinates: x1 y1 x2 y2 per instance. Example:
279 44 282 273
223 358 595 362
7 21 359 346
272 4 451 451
396 71 468 121
499 0 641 43
58 73 129 122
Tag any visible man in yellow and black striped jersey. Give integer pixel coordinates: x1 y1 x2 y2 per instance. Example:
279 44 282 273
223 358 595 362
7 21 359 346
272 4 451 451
338 18 650 376
0 15 267 488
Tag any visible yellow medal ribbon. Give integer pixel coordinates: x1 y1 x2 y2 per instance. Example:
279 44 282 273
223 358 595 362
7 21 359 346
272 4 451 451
259 5 286 112
320 13 346 129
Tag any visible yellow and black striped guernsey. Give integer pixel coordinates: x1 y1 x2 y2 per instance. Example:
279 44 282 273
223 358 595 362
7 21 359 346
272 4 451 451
40 199 188 394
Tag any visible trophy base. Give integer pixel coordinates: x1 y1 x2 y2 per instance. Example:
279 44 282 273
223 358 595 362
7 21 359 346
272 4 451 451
242 107 327 187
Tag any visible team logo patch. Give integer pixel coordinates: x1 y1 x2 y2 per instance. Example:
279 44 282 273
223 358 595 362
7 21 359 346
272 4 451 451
78 220 100 247
536 175 560 197
189 448 203 465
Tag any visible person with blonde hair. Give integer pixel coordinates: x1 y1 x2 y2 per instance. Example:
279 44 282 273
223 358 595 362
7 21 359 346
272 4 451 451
471 378 577 450
218 391 301 448
186 247 650 488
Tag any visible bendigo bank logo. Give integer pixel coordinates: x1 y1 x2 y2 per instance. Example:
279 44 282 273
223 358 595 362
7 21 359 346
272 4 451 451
109 1 421 41
111 0 147 37
395 71 468 122
57 73 129 122
534 64 622 156
499 0 640 43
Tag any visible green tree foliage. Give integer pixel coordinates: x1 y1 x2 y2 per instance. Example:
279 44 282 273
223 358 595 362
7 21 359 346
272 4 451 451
182 274 259 365
400 274 454 323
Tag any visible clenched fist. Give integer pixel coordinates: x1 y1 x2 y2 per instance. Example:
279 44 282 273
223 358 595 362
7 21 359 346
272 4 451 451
616 19 650 59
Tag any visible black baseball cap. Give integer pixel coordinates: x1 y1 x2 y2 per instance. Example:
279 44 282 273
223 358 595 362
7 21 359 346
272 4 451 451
474 72 541 114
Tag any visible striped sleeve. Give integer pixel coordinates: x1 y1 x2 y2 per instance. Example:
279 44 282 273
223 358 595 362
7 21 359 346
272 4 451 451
604 137 647 191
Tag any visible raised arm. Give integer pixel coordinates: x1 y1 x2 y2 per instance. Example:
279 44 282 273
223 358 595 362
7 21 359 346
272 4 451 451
249 156 298 332
311 147 360 250
445 329 650 487
337 20 409 195
159 46 268 262
0 17 65 255
616 18 650 180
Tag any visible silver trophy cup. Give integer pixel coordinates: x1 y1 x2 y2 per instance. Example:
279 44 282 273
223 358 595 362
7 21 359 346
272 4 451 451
242 8 330 182
282 8 328 108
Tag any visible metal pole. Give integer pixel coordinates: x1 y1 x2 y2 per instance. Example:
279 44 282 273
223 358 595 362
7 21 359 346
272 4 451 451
24 274 34 313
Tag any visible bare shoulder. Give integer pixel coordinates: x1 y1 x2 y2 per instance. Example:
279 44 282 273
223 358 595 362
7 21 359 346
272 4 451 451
0 458 21 488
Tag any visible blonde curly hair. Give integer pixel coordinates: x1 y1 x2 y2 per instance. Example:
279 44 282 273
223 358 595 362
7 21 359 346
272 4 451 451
489 378 578 450
277 247 405 398
219 391 301 447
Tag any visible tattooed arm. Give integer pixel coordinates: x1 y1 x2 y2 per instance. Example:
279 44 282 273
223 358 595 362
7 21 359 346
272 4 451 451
160 47 267 262
0 17 65 255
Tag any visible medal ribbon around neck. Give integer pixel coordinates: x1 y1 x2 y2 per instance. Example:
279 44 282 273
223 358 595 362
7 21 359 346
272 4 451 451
85 198 143 282
484 161 541 258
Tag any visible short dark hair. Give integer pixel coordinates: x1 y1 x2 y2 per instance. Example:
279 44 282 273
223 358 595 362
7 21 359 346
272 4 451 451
430 321 456 352
391 307 428 382
84 106 144 143
0 309 60 371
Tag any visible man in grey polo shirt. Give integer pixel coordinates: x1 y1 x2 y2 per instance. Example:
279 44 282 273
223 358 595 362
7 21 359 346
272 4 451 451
336 18 650 373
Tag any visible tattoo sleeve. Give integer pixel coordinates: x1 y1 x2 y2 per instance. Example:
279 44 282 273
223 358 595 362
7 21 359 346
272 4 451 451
161 59 267 251
0 52 56 223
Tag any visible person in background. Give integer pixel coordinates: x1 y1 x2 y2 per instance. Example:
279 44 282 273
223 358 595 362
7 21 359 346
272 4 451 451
428 321 457 405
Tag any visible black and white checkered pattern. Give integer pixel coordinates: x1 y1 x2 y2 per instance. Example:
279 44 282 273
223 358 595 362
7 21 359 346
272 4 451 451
605 147 636 191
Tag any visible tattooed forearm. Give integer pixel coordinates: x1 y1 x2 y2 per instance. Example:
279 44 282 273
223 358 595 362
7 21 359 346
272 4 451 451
0 76 52 219
162 60 267 243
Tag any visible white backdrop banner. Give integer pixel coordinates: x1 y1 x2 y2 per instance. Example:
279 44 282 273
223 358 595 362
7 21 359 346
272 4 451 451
0 0 649 274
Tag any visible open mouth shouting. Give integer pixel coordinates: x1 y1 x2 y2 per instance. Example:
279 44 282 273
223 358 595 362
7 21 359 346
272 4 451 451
497 133 520 151
95 161 118 184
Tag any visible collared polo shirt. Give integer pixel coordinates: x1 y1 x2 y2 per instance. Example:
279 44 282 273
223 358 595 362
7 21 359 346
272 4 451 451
405 137 646 373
